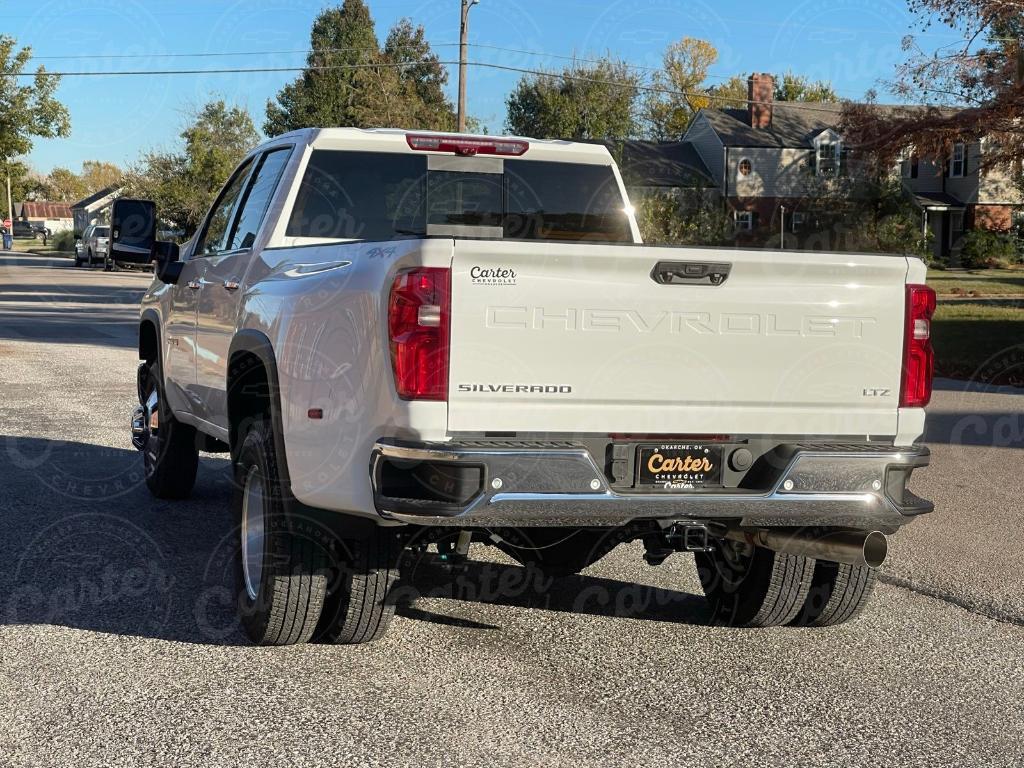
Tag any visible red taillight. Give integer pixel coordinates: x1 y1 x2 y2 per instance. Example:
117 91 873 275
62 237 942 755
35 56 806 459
405 133 529 157
900 284 936 408
388 268 450 400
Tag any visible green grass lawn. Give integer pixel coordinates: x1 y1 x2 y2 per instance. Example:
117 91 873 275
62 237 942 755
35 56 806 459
10 238 74 257
932 302 1024 383
927 268 1024 296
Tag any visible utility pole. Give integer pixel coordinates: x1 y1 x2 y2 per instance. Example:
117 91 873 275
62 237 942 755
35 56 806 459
780 205 786 250
457 0 479 133
5 165 12 225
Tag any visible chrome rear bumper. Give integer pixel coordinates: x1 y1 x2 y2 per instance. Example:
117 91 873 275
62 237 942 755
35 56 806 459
370 440 931 531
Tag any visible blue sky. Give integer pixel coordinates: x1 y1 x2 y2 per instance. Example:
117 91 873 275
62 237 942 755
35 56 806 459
5 0 961 174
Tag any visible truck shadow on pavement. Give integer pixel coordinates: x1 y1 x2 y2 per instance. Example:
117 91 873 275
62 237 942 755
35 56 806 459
393 561 711 629
0 436 710 644
0 435 248 645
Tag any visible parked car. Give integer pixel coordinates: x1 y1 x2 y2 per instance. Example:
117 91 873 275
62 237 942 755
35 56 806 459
73 224 109 267
112 128 935 646
12 220 48 240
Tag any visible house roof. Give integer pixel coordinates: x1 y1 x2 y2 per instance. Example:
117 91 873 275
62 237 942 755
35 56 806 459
18 201 73 220
71 185 122 212
699 103 961 150
913 191 965 210
613 140 716 188
700 103 847 149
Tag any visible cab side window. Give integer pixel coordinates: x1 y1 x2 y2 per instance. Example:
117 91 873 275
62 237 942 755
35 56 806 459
227 148 292 251
196 158 254 256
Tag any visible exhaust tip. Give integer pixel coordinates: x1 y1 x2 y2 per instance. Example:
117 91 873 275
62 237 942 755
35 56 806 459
863 531 888 569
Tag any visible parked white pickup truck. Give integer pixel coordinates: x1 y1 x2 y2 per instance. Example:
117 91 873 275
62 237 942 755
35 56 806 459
111 128 935 645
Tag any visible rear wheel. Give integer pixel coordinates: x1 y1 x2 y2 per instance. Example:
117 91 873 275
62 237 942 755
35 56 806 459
317 525 401 644
140 361 199 499
695 536 815 627
103 253 113 271
790 560 877 627
234 419 329 646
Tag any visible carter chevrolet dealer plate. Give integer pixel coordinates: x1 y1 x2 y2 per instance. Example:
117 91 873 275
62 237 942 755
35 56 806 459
636 444 723 489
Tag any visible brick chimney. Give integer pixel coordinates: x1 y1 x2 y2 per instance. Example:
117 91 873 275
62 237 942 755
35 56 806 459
748 73 774 129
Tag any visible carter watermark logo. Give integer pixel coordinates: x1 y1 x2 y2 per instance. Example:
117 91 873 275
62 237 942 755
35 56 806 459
471 266 517 286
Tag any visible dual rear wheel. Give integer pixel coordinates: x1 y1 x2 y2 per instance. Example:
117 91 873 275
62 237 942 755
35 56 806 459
140 363 875 641
232 419 400 646
139 361 399 646
695 536 877 628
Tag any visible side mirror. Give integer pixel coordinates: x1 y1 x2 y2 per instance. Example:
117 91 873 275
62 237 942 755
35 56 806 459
154 241 184 285
110 198 156 264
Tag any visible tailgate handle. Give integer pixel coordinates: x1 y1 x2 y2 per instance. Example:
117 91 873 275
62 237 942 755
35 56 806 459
651 261 731 286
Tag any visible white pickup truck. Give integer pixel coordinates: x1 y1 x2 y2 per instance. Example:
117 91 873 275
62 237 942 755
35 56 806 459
111 128 935 646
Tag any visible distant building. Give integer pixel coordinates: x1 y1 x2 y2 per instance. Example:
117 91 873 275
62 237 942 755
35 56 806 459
679 72 1023 259
71 185 122 238
14 201 73 233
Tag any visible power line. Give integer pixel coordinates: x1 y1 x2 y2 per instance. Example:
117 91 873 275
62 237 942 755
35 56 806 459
5 59 856 115
469 43 866 98
26 44 460 61
22 41 863 99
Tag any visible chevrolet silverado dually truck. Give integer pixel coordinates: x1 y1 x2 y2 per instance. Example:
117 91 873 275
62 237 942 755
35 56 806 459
110 127 935 646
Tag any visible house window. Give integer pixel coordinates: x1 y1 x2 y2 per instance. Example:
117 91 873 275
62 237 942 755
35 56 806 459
791 212 806 233
901 154 919 179
738 158 753 177
950 211 965 249
950 143 967 177
735 211 754 232
817 141 841 177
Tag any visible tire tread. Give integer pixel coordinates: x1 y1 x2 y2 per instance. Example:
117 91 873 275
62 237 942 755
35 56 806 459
236 419 328 646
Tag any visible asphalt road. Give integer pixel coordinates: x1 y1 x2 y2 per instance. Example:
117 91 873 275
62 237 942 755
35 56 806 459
1 251 1022 767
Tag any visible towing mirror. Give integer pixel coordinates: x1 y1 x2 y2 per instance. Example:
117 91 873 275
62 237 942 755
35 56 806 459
154 241 183 285
110 198 156 264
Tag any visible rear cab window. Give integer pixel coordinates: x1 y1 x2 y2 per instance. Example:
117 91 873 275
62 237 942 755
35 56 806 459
286 150 631 243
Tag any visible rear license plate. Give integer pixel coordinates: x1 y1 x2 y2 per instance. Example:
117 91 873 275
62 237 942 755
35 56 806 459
636 444 723 490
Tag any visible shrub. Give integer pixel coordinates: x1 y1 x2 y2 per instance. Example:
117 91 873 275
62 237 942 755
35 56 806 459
635 190 733 246
960 229 1019 269
52 229 75 252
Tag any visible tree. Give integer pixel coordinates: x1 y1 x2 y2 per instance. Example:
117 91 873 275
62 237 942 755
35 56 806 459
384 19 455 131
264 2 454 135
0 35 70 216
5 162 47 206
635 190 733 246
707 76 750 110
265 0 378 135
796 179 932 257
842 1 1024 171
79 161 122 194
44 167 86 201
774 72 839 103
643 38 719 139
127 100 259 236
505 58 641 141
704 71 838 113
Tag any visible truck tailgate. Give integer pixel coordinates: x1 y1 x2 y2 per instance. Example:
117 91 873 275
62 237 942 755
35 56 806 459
447 241 909 437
